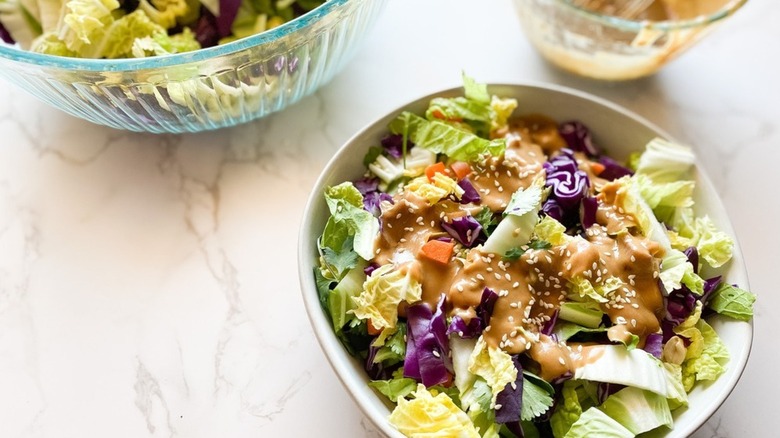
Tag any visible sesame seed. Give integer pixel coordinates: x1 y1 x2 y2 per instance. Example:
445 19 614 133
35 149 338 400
399 238 407 243
653 271 659 278
631 303 639 309
558 357 566 365
545 255 553 264
498 187 504 192
631 319 637 327
505 273 512 281
616 316 627 325
494 272 502 280
526 342 532 350
387 223 393 228
495 404 503 410
487 267 494 272
395 213 402 219
510 302 519 308
513 282 520 288
457 285 464 292
430 221 435 227
476 274 485 281
630 255 637 263
432 350 440 358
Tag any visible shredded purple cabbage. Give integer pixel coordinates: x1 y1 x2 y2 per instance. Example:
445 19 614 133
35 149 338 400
446 288 499 339
364 263 380 277
643 333 663 359
684 246 699 274
542 309 559 336
404 296 453 387
458 178 481 204
580 197 598 230
441 216 482 248
701 275 723 307
495 355 524 423
354 176 379 195
543 149 590 226
380 134 405 159
597 382 626 404
559 121 600 157
598 156 634 181
0 22 13 45
216 0 241 37
192 9 221 47
354 176 392 217
365 343 393 380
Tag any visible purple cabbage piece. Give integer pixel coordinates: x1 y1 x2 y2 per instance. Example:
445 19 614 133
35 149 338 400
541 309 559 336
701 275 723 307
665 288 698 325
643 333 663 359
446 288 498 339
381 134 405 159
495 355 524 424
598 155 634 181
354 176 392 217
441 215 483 248
365 343 393 380
458 178 481 204
364 263 380 277
0 22 13 44
684 246 700 274
216 0 241 37
580 197 598 230
445 315 483 339
192 9 221 47
542 198 564 222
544 150 590 210
597 382 626 404
404 296 453 387
559 121 600 157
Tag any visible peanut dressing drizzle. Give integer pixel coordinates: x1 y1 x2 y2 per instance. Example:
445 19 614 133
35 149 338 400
370 116 665 382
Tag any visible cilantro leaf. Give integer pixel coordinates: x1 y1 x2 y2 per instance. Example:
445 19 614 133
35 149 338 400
475 207 498 237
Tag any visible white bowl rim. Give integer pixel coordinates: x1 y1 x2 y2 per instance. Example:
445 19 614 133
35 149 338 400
297 81 753 438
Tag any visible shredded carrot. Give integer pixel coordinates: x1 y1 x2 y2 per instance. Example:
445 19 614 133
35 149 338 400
425 162 447 181
419 239 455 265
431 109 446 120
450 161 471 180
590 162 606 176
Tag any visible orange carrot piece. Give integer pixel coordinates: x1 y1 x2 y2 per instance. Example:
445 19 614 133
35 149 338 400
590 162 606 176
367 320 381 336
450 161 471 180
419 240 455 265
425 162 447 181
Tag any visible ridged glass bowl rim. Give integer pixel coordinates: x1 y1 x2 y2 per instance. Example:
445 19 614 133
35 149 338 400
0 0 351 71
553 0 747 32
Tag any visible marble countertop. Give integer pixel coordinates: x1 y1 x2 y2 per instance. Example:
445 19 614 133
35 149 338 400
0 0 777 437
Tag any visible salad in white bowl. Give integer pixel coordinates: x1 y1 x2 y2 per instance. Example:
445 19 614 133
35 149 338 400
302 77 755 438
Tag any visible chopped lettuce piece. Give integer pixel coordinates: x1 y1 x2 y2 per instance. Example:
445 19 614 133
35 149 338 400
482 181 543 255
551 381 584 438
661 362 688 410
688 216 734 268
678 319 729 392
534 216 572 246
131 28 200 56
554 321 607 342
558 301 604 328
468 336 518 407
599 386 673 435
388 112 506 162
707 283 756 321
351 264 421 332
574 345 670 397
659 248 704 295
566 276 623 305
369 374 417 402
389 384 480 438
328 261 367 332
56 0 120 54
564 407 633 438
462 72 490 104
324 182 380 261
634 138 695 183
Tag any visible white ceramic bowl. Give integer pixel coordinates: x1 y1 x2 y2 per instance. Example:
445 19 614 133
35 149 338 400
297 83 753 438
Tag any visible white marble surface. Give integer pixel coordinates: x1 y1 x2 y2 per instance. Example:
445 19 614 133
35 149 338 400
0 0 777 437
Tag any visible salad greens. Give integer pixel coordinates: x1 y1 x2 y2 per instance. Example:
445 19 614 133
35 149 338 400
0 0 326 58
315 76 756 437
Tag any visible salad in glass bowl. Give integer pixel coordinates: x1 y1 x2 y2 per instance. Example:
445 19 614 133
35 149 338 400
0 0 326 58
309 77 755 438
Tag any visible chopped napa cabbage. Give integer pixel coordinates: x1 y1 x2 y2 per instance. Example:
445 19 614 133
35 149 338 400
351 264 421 332
564 407 633 438
633 174 695 222
468 336 518 407
56 0 120 54
389 111 506 162
687 216 734 268
550 381 584 438
131 28 199 57
0 0 42 48
554 321 607 342
389 384 481 438
678 318 729 392
533 216 571 246
707 283 756 321
574 345 670 397
634 138 695 183
558 301 604 328
367 147 438 185
482 181 543 255
490 96 517 132
137 0 188 28
30 31 76 55
599 386 673 435
566 276 623 305
328 260 367 332
371 321 406 365
462 72 490 104
450 336 478 400
606 176 672 250
370 371 417 402
404 173 465 205
324 182 380 261
661 362 688 410
659 248 704 295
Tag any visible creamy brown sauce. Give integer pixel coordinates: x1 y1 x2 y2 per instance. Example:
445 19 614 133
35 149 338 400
370 115 665 382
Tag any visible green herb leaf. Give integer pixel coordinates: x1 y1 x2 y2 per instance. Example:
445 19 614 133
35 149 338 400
475 207 498 237
363 146 382 167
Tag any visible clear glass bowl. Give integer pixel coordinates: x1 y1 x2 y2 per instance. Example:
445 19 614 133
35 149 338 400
514 0 747 80
0 0 385 133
